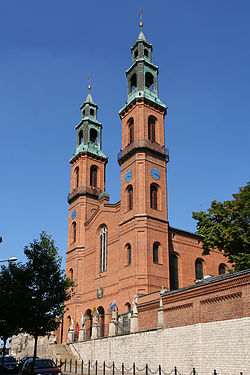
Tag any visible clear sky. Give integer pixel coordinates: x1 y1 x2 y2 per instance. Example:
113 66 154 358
0 0 249 268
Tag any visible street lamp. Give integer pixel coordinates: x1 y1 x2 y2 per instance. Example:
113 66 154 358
0 257 18 263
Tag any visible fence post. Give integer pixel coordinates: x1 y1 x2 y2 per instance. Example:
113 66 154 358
88 360 90 375
133 363 135 375
75 360 77 373
122 363 124 375
193 368 196 375
81 360 83 375
174 367 177 375
112 362 115 375
158 365 161 375
70 359 72 373
96 360 98 375
103 361 105 375
146 364 148 375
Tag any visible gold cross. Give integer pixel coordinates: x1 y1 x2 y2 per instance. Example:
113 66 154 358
139 8 143 29
88 73 91 92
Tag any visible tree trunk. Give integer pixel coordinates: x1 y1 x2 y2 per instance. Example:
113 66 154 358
0 338 7 375
31 335 38 372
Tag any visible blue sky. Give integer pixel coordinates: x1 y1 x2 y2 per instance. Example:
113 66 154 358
0 0 249 268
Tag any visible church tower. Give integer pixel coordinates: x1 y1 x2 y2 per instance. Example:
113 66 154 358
67 84 108 253
118 22 170 294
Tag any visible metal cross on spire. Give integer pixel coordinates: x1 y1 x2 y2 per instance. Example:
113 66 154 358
139 8 143 30
88 73 91 92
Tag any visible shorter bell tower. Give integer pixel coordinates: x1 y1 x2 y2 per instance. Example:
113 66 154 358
67 84 108 252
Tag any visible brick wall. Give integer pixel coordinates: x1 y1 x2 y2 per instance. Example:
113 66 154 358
71 317 249 375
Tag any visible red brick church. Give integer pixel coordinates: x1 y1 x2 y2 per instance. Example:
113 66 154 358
63 24 228 342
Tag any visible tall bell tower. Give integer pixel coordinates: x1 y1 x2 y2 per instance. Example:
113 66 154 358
118 21 170 294
67 84 108 253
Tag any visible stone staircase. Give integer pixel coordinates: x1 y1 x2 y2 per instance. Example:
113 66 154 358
50 343 79 362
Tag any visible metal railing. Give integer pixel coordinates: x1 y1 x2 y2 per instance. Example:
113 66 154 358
55 358 244 375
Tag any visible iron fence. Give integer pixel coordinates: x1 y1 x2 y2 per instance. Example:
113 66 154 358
55 358 244 375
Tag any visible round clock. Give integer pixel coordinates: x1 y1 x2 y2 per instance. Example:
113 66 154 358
151 168 160 180
71 210 76 219
97 287 103 299
125 169 132 182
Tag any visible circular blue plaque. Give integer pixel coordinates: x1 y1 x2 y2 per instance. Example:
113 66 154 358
151 168 160 180
125 170 132 182
71 210 76 219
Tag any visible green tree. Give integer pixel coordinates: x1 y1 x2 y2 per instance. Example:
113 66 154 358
0 262 29 373
21 232 74 366
192 182 250 271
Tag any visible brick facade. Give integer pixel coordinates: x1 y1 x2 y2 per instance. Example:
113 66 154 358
62 27 229 343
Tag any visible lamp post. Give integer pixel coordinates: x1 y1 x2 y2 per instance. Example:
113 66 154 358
0 257 18 263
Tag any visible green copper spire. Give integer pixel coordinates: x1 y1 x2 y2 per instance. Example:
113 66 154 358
119 20 166 114
70 82 107 162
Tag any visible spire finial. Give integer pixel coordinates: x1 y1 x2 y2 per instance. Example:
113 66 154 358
88 73 91 92
139 8 143 30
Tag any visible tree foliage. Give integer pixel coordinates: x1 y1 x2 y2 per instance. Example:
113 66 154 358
0 232 74 363
192 182 250 271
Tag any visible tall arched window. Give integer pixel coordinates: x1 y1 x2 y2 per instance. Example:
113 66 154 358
126 244 131 265
170 254 179 290
100 226 107 273
90 165 98 187
219 263 226 275
145 72 154 90
130 73 137 92
78 130 83 145
148 116 156 142
75 167 79 188
150 184 158 210
153 242 159 264
127 185 133 211
195 259 204 280
128 118 134 144
69 268 73 282
90 128 97 143
72 222 76 242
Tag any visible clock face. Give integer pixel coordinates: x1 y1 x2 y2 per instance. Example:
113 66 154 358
97 287 103 299
71 210 76 219
151 168 160 180
125 169 132 182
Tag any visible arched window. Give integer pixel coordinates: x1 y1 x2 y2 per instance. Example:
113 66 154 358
148 116 156 142
130 73 137 92
90 128 97 143
153 242 159 264
195 259 204 280
125 302 131 312
90 108 95 116
90 165 98 187
127 185 133 211
128 118 134 144
170 254 179 290
72 222 76 242
100 226 107 273
150 184 158 210
78 130 83 145
134 50 138 59
69 268 73 282
144 49 149 57
75 167 79 188
126 244 131 265
145 72 154 90
219 263 226 275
